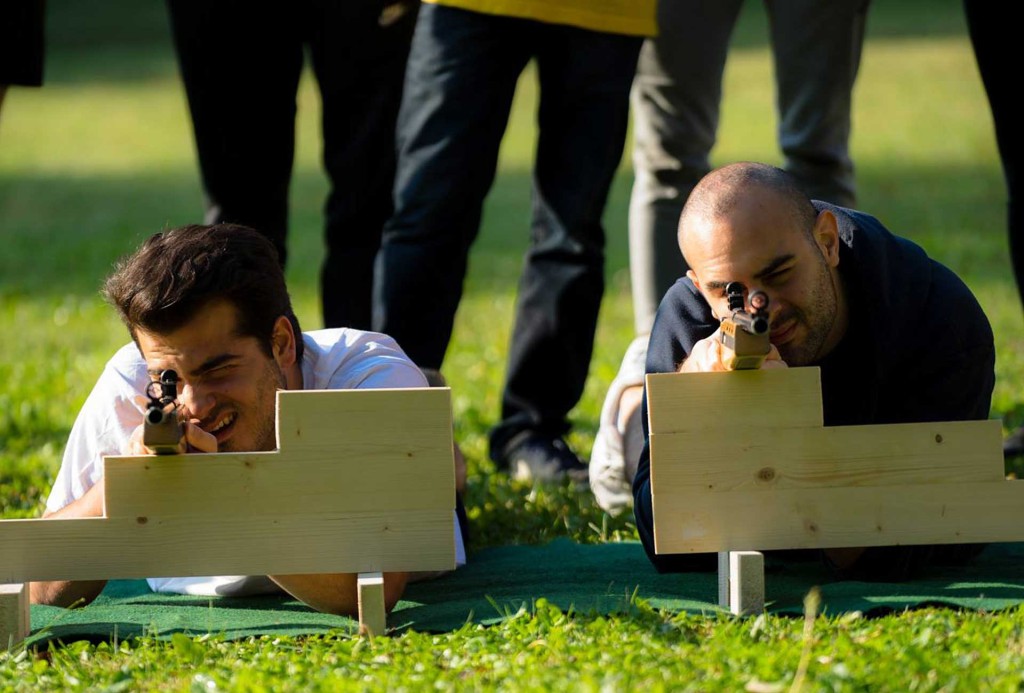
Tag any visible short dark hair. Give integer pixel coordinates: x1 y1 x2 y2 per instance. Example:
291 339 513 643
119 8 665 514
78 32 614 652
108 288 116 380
103 223 304 363
682 162 819 241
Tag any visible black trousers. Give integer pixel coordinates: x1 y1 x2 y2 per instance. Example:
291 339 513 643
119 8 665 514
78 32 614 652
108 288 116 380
1 0 45 86
166 0 417 330
965 0 1024 310
372 4 642 460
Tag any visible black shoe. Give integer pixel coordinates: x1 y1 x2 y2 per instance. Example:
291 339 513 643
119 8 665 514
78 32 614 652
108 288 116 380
1006 425 1024 458
499 433 589 485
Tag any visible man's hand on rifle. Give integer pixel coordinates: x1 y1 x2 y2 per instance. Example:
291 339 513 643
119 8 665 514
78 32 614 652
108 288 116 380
678 329 789 373
127 395 218 455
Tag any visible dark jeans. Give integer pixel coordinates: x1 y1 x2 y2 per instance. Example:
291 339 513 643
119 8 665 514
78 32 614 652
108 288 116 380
965 0 1024 310
165 0 417 330
0 0 45 86
372 4 641 460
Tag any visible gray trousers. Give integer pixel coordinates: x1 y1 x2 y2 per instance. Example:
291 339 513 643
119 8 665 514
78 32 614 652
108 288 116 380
628 0 869 334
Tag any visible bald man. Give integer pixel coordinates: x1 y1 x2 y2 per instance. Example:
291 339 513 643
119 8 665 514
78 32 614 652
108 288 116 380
624 162 995 580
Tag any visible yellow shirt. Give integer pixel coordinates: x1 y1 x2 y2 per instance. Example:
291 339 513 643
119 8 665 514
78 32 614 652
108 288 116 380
424 0 657 37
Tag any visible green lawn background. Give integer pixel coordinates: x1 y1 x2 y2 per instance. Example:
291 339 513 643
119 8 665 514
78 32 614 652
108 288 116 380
3 0 1024 688
2 0 1019 490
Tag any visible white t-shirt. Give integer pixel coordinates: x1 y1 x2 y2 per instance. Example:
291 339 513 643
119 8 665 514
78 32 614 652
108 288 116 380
47 328 466 596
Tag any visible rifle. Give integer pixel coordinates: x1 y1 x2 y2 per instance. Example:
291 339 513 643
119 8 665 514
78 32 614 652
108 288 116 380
717 281 770 370
143 369 183 454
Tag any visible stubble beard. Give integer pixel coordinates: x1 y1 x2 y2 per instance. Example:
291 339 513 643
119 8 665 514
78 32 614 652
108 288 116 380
221 360 288 453
776 257 838 367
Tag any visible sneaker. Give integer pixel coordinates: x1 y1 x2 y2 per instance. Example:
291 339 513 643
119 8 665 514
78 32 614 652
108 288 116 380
501 433 589 485
1006 425 1024 458
589 335 649 515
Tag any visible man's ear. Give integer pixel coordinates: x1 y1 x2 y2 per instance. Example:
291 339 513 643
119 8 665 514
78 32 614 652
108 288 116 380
814 210 841 268
687 269 719 319
270 316 297 369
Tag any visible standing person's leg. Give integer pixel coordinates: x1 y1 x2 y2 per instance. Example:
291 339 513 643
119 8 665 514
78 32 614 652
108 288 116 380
592 0 739 512
373 5 529 371
310 0 418 331
0 0 45 117
964 0 1024 457
489 24 642 482
768 0 868 208
964 0 1023 312
628 0 742 335
165 0 304 266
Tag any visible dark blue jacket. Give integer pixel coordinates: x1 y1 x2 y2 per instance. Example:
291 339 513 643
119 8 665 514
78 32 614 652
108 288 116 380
632 202 996 575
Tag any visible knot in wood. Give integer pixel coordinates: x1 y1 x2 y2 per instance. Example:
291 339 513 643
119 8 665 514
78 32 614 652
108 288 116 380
934 434 943 444
756 467 776 482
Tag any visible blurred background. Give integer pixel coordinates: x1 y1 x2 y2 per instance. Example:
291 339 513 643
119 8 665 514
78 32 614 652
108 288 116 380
1 0 1020 533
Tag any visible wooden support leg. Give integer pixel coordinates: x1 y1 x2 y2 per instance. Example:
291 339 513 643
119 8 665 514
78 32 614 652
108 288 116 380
718 551 765 616
357 572 386 637
1 583 30 649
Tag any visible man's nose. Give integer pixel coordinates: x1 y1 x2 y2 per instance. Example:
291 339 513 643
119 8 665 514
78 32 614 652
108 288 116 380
748 291 780 324
178 381 214 419
766 301 788 327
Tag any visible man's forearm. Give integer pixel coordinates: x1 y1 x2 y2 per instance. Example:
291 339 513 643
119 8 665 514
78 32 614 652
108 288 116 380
42 483 105 520
269 572 409 617
30 578 107 608
30 484 107 607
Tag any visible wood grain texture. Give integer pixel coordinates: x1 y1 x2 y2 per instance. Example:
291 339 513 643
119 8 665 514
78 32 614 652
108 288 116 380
646 368 824 434
0 511 454 581
654 479 1024 554
357 572 386 638
650 419 1004 493
0 584 29 646
1 388 457 583
648 368 1017 555
105 388 455 518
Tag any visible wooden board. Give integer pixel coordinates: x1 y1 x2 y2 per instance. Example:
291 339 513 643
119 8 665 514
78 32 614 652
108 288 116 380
718 552 763 616
0 511 453 581
647 368 1018 555
646 368 824 434
0 584 29 646
357 572 386 637
650 419 1004 493
655 478 1024 554
0 388 457 583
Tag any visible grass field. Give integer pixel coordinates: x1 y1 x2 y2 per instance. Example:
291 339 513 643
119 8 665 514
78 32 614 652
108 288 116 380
2 0 1024 689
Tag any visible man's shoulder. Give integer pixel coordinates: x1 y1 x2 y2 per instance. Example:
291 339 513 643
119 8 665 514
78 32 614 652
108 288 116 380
300 328 427 390
647 278 718 373
108 341 144 367
823 203 993 418
815 201 896 255
93 342 148 393
658 276 706 312
827 204 986 336
654 278 716 335
301 327 401 353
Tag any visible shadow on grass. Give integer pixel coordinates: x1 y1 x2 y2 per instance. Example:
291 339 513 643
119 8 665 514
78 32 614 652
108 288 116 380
38 0 972 88
0 161 1009 298
0 168 633 298
26 541 1024 649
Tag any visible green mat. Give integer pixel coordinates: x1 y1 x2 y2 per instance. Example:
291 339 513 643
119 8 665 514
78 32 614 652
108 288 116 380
26 539 1024 647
